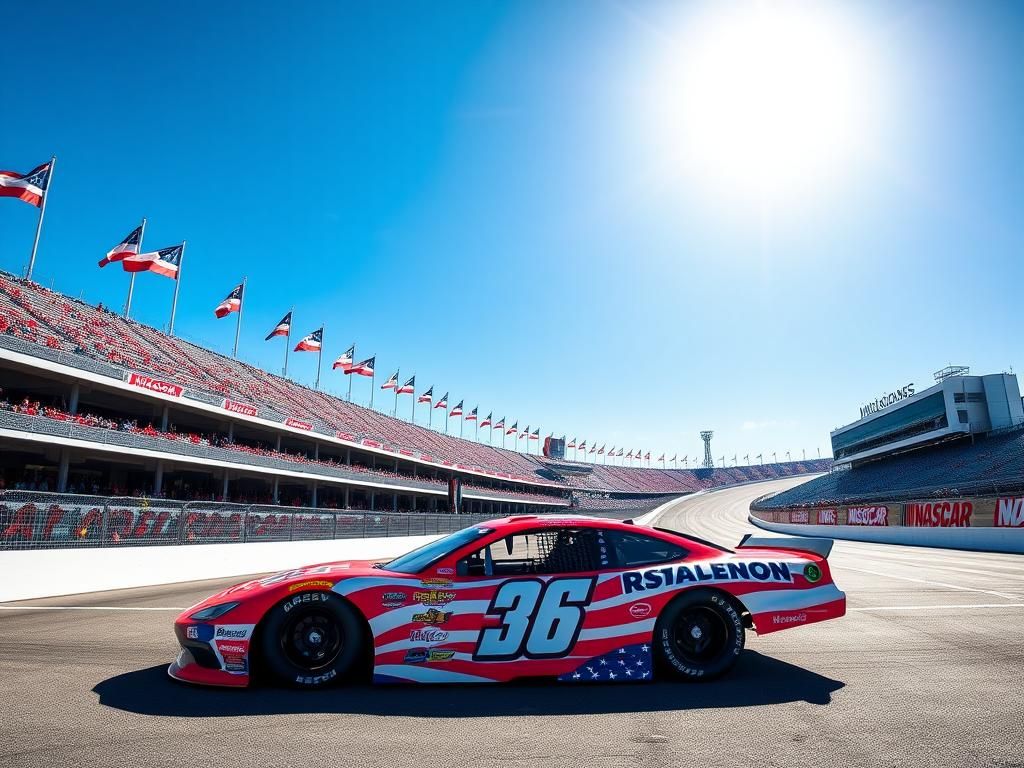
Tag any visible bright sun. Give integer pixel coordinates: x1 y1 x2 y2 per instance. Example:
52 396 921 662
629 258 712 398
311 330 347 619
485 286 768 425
648 1 881 204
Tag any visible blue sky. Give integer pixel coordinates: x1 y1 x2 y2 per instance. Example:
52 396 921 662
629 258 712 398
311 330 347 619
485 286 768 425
2 1 1023 464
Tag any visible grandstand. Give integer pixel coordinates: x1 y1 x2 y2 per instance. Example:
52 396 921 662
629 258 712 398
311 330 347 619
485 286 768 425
0 270 829 513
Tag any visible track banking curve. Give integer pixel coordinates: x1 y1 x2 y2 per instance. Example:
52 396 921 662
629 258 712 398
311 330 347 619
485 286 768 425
1 476 1022 768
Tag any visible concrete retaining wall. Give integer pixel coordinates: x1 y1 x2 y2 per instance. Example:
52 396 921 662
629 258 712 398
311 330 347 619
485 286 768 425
0 534 441 602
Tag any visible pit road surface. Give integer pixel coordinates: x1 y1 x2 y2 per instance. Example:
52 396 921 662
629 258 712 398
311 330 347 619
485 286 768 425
2 476 1022 768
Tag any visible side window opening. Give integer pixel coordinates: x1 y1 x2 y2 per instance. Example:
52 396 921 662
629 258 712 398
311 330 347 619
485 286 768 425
603 530 688 568
459 528 603 576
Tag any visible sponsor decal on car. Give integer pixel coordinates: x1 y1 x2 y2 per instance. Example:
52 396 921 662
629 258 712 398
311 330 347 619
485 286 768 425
803 563 822 583
216 642 248 655
404 648 429 664
410 629 449 643
288 579 335 592
621 561 793 594
427 649 455 662
628 602 652 619
186 625 200 640
413 590 456 606
381 591 407 608
847 506 888 526
214 625 253 640
436 567 455 576
412 608 452 625
771 612 808 625
420 577 453 588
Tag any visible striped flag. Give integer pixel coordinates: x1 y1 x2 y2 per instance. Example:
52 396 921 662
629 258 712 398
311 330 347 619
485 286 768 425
530 428 540 441
381 370 399 390
598 445 606 455
480 412 492 428
397 375 415 395
567 437 577 449
589 443 596 453
617 448 624 456
494 417 505 430
466 407 478 422
418 386 433 404
434 392 449 410
332 344 355 371
0 161 51 207
645 452 651 460
122 244 183 278
450 400 464 417
214 283 244 318
294 328 323 352
98 225 142 268
349 356 375 377
519 425 530 439
506 421 518 435
265 311 292 340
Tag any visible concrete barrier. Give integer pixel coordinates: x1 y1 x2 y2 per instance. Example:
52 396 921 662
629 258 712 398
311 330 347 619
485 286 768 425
0 534 441 602
748 516 1024 555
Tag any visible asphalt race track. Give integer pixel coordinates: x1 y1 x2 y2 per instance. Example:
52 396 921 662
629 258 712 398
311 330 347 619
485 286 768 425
2 476 1023 768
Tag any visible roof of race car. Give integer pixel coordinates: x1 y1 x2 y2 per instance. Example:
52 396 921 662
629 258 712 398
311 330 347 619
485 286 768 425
477 514 641 531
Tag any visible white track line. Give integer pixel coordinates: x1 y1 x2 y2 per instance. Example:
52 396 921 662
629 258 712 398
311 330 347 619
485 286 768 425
834 564 1020 600
0 605 184 611
850 603 1024 611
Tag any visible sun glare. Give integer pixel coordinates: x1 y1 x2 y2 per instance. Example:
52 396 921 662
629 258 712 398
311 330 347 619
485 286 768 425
648 1 882 205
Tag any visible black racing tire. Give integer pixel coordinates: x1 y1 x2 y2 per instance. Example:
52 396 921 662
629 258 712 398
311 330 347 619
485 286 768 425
654 589 745 682
259 591 366 688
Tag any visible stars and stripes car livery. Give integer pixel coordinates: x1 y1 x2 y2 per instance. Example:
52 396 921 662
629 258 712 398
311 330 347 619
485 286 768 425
169 515 845 688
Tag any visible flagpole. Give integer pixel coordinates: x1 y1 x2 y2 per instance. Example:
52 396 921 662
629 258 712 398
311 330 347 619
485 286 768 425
393 370 399 416
169 240 185 336
25 155 56 282
124 216 145 318
283 307 292 377
460 411 464 439
346 343 354 401
411 384 416 423
429 401 432 429
315 325 324 390
369 362 375 409
232 276 246 358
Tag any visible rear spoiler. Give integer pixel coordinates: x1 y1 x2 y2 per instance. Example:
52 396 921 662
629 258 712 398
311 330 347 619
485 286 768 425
737 534 833 559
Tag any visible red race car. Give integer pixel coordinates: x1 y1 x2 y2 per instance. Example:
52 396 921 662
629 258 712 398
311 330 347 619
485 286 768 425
169 515 845 687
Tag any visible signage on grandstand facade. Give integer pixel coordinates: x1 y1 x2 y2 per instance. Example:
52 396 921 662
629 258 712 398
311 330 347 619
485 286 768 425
858 382 915 419
223 399 258 417
284 417 313 431
127 372 183 398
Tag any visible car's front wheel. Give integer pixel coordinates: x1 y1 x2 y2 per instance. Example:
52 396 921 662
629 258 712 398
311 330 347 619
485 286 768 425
259 591 366 688
655 589 744 681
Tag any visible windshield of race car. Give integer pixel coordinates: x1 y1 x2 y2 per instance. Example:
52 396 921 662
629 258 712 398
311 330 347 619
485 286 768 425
382 526 494 573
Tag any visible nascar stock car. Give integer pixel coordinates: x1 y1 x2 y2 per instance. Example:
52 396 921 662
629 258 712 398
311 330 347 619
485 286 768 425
169 514 845 687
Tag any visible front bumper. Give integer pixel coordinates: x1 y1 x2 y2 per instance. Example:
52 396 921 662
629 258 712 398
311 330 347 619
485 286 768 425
168 647 250 687
168 621 254 688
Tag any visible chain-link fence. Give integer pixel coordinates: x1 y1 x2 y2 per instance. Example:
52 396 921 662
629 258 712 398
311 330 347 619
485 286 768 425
0 491 493 551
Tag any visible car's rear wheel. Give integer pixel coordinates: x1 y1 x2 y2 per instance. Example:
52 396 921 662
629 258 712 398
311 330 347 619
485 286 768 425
655 590 744 681
259 591 366 688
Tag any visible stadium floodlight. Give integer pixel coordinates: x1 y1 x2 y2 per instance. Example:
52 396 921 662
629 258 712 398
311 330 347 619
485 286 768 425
700 431 714 469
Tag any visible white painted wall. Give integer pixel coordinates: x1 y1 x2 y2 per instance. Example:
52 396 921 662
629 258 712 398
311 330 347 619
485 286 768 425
749 516 1024 555
0 534 441 603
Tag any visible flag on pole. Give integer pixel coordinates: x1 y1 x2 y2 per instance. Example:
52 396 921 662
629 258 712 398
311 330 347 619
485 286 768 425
0 161 51 207
626 450 633 459
494 417 505 430
121 244 183 278
434 392 449 409
214 282 244 318
349 356 375 376
598 445 606 454
266 311 292 340
567 437 577 449
480 412 492 428
98 225 143 267
618 448 625 456
589 443 596 453
294 328 323 352
530 428 540 441
608 446 615 456
381 370 399 390
332 344 355 370
397 375 415 395
645 451 651 460
466 407 478 422
670 454 677 462
418 386 433 404
658 454 665 462
506 421 518 435
579 440 587 451
450 400 464 417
